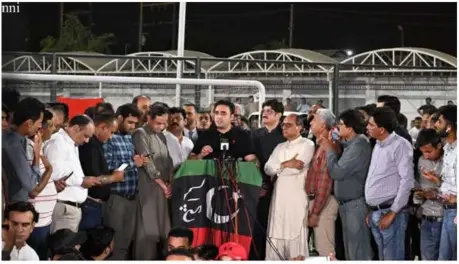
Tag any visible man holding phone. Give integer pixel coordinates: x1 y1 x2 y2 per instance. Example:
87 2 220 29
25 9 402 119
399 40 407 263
320 109 373 260
78 113 125 231
414 129 443 260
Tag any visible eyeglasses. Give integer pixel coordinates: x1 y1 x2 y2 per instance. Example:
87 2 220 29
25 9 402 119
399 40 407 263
281 123 294 128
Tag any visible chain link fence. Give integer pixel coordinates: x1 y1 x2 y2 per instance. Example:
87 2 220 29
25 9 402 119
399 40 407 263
2 52 456 120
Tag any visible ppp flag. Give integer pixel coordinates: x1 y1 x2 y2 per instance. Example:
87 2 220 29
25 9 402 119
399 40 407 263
172 160 262 254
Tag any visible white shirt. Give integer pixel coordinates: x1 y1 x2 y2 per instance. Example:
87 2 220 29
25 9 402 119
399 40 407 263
440 140 457 195
43 128 87 203
408 127 421 144
184 127 198 142
3 242 39 261
296 103 310 113
164 131 194 169
265 136 315 239
26 139 58 227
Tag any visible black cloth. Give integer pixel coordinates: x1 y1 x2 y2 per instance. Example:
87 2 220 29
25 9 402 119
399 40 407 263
2 250 11 260
79 136 111 201
251 124 285 191
191 126 254 160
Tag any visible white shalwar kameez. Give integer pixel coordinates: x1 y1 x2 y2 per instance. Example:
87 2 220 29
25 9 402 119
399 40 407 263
264 136 315 260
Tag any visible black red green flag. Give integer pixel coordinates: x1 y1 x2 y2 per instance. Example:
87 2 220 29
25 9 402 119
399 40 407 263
172 160 262 254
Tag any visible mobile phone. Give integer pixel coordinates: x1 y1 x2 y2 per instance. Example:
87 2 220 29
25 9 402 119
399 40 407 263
331 127 340 141
61 171 74 181
116 163 129 171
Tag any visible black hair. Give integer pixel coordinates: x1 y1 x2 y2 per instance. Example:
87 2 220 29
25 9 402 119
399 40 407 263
213 100 235 115
169 107 187 120
426 97 432 102
42 109 54 126
48 102 69 123
166 248 195 260
339 109 366 134
93 113 117 126
152 102 170 110
2 103 11 119
371 106 398 134
262 99 284 115
95 102 115 114
4 201 39 223
168 227 193 245
377 95 401 115
183 103 198 113
356 104 377 117
2 88 21 112
148 105 169 119
79 226 115 258
192 244 219 260
438 104 457 132
397 113 408 130
414 116 422 122
68 115 93 127
132 95 151 104
422 105 438 116
416 128 442 148
12 97 46 126
84 106 96 119
115 103 142 120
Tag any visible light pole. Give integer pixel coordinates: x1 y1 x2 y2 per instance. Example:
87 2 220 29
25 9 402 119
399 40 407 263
175 2 186 106
397 25 404 47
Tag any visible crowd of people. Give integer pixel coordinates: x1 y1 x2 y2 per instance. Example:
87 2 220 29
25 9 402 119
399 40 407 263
1 87 457 261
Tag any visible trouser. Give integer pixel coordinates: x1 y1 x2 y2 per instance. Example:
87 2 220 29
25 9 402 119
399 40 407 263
420 216 442 260
369 208 408 260
438 208 457 260
27 224 51 260
338 197 373 260
78 199 103 231
405 211 421 260
266 225 309 260
249 192 272 260
308 195 339 256
51 202 82 233
103 194 137 260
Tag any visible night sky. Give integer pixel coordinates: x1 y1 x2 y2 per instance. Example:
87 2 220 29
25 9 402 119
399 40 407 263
2 2 457 57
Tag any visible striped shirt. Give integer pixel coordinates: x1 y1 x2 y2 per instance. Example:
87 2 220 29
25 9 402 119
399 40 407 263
103 133 138 195
26 139 57 228
365 132 415 213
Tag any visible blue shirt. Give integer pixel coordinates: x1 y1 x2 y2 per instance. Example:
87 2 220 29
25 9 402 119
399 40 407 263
2 129 41 202
103 133 138 195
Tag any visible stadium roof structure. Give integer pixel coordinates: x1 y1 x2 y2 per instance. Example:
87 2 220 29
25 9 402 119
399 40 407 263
206 48 338 75
1 47 457 75
340 47 457 73
96 50 216 75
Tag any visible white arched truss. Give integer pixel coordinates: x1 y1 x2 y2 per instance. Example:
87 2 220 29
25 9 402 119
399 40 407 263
2 55 52 73
340 47 457 73
96 50 213 75
206 49 337 76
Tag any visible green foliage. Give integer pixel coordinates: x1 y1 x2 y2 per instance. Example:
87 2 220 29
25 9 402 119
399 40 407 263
40 13 114 53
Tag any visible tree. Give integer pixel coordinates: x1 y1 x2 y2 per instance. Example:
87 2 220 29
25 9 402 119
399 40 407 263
253 39 288 50
40 13 115 53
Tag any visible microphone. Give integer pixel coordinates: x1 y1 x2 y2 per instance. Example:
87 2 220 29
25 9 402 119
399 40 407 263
220 137 229 160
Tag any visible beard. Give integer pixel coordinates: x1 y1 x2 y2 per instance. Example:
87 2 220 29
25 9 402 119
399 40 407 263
437 127 449 138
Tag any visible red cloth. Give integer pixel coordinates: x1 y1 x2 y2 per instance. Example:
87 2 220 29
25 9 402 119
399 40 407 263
305 147 333 215
57 96 103 119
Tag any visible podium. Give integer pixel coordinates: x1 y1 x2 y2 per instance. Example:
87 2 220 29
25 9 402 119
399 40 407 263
171 160 262 254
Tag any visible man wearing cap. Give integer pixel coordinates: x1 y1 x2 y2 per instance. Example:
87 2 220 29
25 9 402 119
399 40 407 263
216 242 248 261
